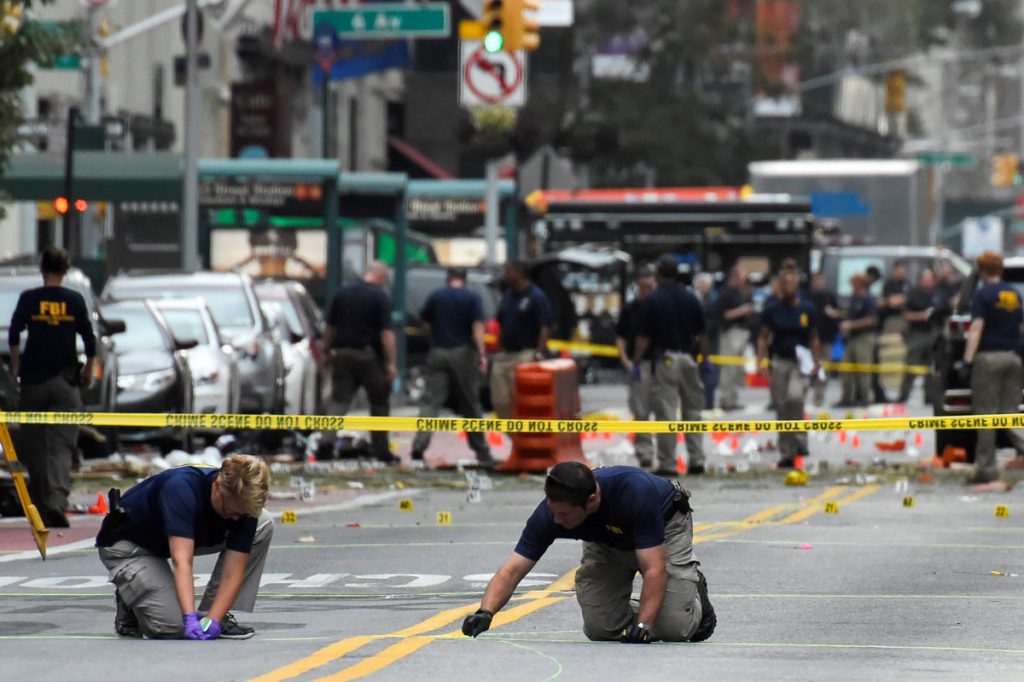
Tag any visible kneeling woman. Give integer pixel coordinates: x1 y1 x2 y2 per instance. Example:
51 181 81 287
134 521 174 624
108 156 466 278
96 454 273 640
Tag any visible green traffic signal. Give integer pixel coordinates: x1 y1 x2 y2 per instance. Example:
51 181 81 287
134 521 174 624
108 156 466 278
483 30 504 53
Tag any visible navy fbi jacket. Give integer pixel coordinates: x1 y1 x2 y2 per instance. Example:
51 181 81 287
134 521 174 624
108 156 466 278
9 285 95 385
514 467 677 561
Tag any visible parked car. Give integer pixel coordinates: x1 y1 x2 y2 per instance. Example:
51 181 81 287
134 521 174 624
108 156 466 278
817 245 971 308
0 266 125 412
253 279 326 414
261 302 317 416
103 271 285 414
151 298 241 424
403 265 501 406
932 256 1024 459
102 300 196 451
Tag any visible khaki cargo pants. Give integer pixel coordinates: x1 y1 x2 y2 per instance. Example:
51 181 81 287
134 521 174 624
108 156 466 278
650 352 705 473
628 364 654 467
972 350 1024 482
771 358 809 459
575 511 703 642
97 510 274 638
490 350 534 419
718 326 750 408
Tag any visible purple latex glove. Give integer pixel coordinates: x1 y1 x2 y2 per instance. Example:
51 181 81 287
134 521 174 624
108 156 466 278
200 617 222 640
183 612 204 640
700 359 713 375
630 363 641 383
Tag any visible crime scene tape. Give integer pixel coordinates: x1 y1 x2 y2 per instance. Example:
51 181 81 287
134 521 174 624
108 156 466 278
0 411 1017 434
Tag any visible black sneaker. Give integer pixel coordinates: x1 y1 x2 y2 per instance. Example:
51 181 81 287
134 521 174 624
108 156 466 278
218 612 255 640
475 454 497 470
44 509 70 528
114 591 142 638
686 464 706 476
689 569 716 642
411 450 425 461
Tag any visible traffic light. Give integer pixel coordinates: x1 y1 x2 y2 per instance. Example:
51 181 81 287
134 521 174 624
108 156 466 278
885 70 906 114
992 153 1019 187
482 0 504 53
53 197 88 215
74 198 88 212
505 0 540 52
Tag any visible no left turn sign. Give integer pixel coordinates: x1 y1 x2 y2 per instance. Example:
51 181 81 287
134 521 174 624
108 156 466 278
459 41 527 108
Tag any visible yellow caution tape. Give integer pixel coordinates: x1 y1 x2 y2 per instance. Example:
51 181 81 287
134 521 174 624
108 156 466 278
0 410 1018 434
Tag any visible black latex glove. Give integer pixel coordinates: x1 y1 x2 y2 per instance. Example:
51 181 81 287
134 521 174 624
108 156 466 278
953 360 972 384
462 608 493 637
620 621 652 644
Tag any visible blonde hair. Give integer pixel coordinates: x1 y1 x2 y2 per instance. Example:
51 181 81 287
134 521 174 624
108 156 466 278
218 454 270 518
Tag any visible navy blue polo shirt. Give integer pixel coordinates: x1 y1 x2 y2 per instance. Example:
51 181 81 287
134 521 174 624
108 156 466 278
636 284 705 356
327 281 393 351
513 467 677 561
615 298 644 359
497 284 552 352
971 282 1023 353
9 285 96 385
846 293 877 330
114 466 257 558
421 285 484 349
761 297 817 360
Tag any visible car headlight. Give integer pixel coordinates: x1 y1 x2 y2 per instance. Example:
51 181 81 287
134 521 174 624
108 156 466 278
194 368 221 386
117 368 176 392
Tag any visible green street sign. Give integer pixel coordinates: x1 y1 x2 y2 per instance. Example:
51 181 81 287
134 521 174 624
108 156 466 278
314 4 450 40
50 54 81 70
33 20 83 70
915 151 975 168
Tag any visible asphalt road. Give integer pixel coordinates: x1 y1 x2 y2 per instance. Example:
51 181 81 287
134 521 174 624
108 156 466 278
4 379 1024 680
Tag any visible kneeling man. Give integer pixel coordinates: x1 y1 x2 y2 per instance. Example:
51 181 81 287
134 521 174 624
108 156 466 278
463 462 716 643
96 454 273 640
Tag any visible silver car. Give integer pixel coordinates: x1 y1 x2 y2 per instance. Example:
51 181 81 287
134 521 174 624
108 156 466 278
261 301 317 416
103 271 284 414
152 299 241 422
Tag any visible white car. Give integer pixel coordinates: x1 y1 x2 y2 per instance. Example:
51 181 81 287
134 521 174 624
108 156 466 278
261 301 318 416
152 299 241 423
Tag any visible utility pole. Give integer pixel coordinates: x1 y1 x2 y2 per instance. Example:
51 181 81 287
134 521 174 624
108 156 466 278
484 159 499 265
181 0 200 272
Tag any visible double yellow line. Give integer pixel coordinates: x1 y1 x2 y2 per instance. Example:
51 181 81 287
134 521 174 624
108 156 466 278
250 484 879 682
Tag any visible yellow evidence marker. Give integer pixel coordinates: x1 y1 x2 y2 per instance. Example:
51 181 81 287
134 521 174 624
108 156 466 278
995 505 1010 518
399 499 414 511
824 502 839 514
437 511 452 526
281 511 298 524
902 496 915 508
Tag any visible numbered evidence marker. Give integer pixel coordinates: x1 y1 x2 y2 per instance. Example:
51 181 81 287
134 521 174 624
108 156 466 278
995 505 1010 518
902 496 916 508
467 487 482 504
824 501 840 515
399 499 414 512
281 510 298 524
437 511 452 526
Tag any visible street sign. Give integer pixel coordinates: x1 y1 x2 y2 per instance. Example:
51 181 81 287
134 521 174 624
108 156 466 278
314 4 450 40
312 22 338 74
460 41 527 107
50 54 81 70
915 151 975 168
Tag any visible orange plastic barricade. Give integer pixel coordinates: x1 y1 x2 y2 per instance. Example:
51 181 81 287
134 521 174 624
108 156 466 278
497 359 589 473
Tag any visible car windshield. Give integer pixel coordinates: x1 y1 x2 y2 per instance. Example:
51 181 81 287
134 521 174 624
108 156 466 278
109 284 255 333
836 256 885 298
256 289 304 337
110 308 166 353
158 308 210 345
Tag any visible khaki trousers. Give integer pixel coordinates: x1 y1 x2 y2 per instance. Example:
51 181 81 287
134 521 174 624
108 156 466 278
412 345 490 458
628 364 654 467
575 511 703 642
490 350 534 419
841 333 876 404
972 351 1024 482
650 353 705 472
770 358 808 458
718 326 749 408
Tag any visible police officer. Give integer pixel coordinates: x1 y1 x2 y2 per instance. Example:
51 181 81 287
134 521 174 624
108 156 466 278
615 268 656 468
322 261 397 463
8 246 95 528
490 260 552 420
462 462 715 644
633 257 707 476
898 268 946 405
838 274 878 408
960 251 1024 486
756 268 820 468
716 266 755 411
410 268 495 468
96 454 273 639
808 272 840 407
694 272 719 410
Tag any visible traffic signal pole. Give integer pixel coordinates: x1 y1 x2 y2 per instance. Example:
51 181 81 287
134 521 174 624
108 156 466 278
181 0 200 272
62 107 79 254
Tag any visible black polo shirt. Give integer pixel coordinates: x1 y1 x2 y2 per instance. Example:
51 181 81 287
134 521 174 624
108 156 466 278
809 289 839 344
8 285 96 386
497 284 552 352
636 283 705 356
761 297 817 360
421 285 484 349
327 281 393 351
905 286 946 333
615 298 644 359
716 286 750 331
513 467 677 561
972 282 1023 353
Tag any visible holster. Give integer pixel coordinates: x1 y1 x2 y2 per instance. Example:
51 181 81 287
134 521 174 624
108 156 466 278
670 481 693 516
95 488 132 548
61 362 83 387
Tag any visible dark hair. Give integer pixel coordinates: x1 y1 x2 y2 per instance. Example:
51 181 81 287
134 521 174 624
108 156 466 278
544 462 597 508
506 260 528 278
865 265 882 280
656 256 678 280
446 267 468 282
40 246 70 275
634 267 654 282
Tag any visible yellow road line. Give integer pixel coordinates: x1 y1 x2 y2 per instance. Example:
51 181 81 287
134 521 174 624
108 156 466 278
776 485 881 525
250 487 876 682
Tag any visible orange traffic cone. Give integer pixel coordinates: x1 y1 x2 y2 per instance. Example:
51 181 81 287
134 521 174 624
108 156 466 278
676 454 687 475
913 432 923 447
793 455 805 470
487 432 504 447
88 493 107 515
729 435 740 452
838 431 847 445
851 434 861 449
